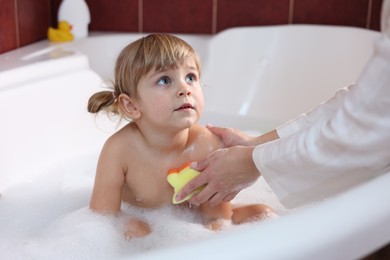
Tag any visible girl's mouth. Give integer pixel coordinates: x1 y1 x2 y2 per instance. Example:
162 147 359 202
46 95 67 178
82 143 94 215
175 103 195 111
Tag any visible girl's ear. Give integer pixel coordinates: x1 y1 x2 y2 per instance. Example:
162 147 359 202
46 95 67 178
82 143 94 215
118 94 141 120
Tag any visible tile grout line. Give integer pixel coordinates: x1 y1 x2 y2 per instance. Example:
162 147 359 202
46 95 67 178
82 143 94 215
288 0 294 24
14 0 20 47
366 0 373 29
212 0 218 34
138 0 143 33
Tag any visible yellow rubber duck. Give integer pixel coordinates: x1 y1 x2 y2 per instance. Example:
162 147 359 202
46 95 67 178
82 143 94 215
48 21 74 42
167 162 205 204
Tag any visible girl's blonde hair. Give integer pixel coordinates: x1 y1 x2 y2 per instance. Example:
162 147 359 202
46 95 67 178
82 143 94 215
87 34 201 117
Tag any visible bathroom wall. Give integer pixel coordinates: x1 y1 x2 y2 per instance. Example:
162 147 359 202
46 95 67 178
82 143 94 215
0 0 384 55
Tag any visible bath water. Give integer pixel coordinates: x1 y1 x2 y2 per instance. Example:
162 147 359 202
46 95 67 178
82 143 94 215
0 151 287 259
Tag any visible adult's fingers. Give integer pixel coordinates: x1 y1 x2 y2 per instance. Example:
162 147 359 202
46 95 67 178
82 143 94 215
208 191 229 207
190 159 208 172
223 191 239 202
187 182 219 206
206 124 228 139
176 170 208 202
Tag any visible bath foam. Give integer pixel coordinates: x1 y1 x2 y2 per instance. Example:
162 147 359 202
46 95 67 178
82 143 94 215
0 153 286 259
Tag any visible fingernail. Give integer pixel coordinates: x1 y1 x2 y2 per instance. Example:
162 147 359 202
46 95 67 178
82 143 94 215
190 162 198 169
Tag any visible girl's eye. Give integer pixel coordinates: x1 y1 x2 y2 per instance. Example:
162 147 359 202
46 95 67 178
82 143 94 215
185 73 198 83
157 76 171 86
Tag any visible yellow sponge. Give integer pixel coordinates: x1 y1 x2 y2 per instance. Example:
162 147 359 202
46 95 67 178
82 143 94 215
167 162 204 204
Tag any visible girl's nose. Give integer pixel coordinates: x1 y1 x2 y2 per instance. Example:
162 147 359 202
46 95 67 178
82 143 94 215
177 83 191 97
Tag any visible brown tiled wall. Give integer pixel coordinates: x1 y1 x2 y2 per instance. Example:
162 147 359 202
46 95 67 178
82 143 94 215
0 0 384 54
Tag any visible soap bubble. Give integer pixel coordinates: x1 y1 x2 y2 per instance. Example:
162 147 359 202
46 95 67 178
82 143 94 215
0 153 286 259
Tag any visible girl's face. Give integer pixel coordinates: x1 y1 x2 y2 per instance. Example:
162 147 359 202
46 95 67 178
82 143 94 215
134 57 204 132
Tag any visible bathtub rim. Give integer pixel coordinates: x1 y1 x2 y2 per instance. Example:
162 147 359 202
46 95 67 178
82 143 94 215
130 171 390 260
0 24 379 74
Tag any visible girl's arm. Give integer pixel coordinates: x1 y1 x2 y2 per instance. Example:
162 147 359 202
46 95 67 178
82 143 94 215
89 137 152 239
89 137 125 213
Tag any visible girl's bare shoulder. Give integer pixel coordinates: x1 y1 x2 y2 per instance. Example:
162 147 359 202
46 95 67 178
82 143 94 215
103 122 141 151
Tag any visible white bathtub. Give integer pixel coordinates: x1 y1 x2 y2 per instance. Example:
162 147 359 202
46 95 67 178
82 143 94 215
1 25 389 259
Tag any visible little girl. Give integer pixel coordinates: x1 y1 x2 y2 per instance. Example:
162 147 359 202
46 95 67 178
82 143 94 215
87 34 276 239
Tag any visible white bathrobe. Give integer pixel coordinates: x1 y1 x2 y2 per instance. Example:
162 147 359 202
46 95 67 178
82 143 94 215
254 0 390 208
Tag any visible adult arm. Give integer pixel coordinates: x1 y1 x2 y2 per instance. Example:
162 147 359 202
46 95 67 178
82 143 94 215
178 1 390 207
181 41 390 208
256 34 390 208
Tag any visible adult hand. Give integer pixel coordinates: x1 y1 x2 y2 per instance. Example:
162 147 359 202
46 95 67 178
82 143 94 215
207 125 279 147
176 146 261 207
206 125 253 147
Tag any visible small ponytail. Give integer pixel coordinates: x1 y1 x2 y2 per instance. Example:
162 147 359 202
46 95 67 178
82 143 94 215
87 90 119 114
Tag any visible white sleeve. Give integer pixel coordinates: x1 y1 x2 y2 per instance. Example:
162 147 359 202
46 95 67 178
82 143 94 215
276 86 351 138
254 22 390 208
